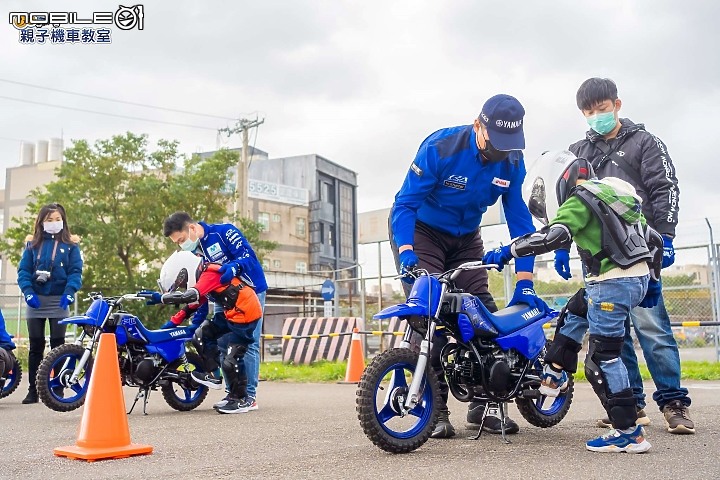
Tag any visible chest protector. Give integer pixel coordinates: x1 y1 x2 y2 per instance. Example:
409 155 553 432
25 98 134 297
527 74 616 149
573 188 662 279
204 264 263 324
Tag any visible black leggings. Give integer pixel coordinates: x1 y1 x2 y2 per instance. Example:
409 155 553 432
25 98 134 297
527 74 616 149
26 318 66 389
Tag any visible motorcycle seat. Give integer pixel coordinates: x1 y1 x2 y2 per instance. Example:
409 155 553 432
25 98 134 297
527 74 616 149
133 319 193 343
475 302 547 335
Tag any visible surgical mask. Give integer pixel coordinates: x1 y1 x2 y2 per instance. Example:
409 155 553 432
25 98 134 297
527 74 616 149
43 220 63 234
180 236 199 251
479 138 510 163
587 110 617 135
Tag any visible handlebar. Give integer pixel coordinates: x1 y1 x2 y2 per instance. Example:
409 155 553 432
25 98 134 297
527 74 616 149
397 261 499 282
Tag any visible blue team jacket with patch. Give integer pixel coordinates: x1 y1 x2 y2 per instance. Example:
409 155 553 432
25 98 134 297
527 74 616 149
196 222 268 294
391 124 535 272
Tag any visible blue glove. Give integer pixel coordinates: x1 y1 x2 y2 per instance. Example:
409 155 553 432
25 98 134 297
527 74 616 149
138 290 162 305
59 294 74 310
398 250 419 284
554 249 572 280
639 279 662 308
662 236 675 269
160 320 177 329
482 245 513 271
218 263 239 285
508 279 550 313
24 293 41 309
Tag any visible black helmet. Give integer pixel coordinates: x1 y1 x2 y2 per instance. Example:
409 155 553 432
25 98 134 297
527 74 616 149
555 157 595 206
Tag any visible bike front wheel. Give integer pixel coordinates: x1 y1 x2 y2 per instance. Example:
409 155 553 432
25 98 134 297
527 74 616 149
37 344 93 412
356 347 439 454
0 353 22 399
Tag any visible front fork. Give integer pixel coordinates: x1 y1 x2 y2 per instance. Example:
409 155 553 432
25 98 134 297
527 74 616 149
69 329 100 384
403 319 436 412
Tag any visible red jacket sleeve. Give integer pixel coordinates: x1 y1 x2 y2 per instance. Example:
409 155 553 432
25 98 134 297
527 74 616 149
194 270 223 296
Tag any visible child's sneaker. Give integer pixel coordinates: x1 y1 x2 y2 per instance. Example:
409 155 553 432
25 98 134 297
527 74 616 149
191 371 223 390
539 365 568 397
213 395 231 410
586 425 651 453
217 397 252 414
247 396 258 411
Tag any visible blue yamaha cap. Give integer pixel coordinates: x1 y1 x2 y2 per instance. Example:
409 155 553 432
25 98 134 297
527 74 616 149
478 94 526 151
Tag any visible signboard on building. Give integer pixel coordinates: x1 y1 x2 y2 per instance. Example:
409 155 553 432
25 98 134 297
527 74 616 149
248 179 309 206
357 204 505 244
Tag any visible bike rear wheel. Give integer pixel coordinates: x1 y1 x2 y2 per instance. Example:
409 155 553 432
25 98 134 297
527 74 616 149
161 352 208 411
356 348 439 454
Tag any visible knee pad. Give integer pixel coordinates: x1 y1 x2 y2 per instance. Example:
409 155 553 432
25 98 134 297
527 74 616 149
221 343 248 373
585 335 624 409
567 288 588 318
607 388 637 430
545 333 582 373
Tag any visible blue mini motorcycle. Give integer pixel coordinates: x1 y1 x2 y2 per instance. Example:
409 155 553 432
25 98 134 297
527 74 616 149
356 262 574 453
36 292 208 414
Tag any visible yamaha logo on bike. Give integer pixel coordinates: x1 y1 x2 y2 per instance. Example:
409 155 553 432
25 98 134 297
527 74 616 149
169 329 186 337
520 308 540 321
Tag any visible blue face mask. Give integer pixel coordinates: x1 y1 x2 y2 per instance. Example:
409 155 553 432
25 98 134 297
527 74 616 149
180 230 199 251
586 110 617 135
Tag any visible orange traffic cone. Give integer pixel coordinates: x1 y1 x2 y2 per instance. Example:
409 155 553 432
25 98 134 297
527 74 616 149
54 333 153 461
338 328 366 384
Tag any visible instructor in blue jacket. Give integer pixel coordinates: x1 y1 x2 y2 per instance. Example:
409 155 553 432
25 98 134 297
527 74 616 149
390 94 548 438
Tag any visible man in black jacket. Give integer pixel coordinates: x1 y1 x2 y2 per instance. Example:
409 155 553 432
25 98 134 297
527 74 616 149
554 77 694 434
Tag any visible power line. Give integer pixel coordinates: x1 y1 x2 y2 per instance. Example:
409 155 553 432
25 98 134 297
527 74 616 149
0 95 219 131
0 77 238 121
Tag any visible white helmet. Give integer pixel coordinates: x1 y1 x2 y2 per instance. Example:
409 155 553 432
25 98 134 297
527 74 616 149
522 150 580 226
158 251 202 293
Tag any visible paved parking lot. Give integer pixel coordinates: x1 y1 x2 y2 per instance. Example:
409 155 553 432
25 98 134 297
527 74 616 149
2 377 720 480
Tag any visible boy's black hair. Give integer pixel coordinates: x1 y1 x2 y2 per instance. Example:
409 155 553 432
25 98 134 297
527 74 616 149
576 77 618 111
163 211 195 237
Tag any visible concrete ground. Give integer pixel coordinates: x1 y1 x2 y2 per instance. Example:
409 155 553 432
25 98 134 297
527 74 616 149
2 377 719 480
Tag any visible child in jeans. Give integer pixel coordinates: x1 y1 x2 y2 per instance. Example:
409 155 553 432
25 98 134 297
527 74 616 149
484 151 662 453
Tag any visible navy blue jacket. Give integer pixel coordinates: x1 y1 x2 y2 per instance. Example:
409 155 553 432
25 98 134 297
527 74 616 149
194 221 268 294
18 233 83 297
391 125 535 272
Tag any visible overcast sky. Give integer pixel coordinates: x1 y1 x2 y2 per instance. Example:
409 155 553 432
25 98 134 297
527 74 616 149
1 0 719 259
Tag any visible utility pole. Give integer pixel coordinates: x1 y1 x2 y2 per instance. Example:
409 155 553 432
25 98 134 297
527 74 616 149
218 117 265 219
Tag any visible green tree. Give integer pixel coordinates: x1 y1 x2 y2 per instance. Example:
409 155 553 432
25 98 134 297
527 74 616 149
1 132 276 326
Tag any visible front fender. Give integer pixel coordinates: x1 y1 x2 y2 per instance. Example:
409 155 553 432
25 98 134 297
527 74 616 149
58 315 97 326
373 302 428 320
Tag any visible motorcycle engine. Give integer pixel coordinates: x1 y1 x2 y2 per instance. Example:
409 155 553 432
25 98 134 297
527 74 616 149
443 344 526 401
121 348 161 386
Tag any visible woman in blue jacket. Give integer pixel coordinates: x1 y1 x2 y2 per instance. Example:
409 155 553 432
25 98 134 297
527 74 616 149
17 203 83 404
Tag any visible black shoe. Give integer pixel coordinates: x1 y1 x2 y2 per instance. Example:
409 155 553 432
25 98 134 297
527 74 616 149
430 408 456 439
191 371 223 390
217 397 252 414
22 389 38 404
482 415 520 435
466 402 520 434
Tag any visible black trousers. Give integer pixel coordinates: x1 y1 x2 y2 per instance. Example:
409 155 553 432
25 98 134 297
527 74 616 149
389 219 498 405
26 317 66 389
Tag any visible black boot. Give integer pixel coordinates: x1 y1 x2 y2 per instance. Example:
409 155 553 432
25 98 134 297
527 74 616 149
431 407 456 439
22 387 38 404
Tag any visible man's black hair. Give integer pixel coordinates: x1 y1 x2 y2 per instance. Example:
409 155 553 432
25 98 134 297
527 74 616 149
576 77 618 111
163 211 194 237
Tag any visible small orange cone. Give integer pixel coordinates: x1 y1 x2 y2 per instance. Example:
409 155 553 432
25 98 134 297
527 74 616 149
338 328 366 384
54 333 153 461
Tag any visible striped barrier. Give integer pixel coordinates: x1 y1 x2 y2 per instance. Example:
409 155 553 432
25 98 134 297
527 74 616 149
278 317 365 365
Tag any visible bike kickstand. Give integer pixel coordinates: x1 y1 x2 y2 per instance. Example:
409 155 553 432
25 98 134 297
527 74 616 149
470 402 491 440
128 387 150 415
498 401 511 444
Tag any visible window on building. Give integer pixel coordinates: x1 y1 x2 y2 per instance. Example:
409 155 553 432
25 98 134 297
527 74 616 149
339 183 355 259
273 259 281 269
296 217 306 237
262 259 270 270
295 261 307 274
272 213 281 223
258 212 270 232
320 180 335 205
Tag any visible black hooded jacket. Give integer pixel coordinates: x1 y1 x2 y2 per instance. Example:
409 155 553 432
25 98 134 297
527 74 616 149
568 118 679 238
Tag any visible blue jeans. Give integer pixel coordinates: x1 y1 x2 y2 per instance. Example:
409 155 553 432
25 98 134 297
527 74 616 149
622 294 690 410
216 290 266 398
560 276 648 396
